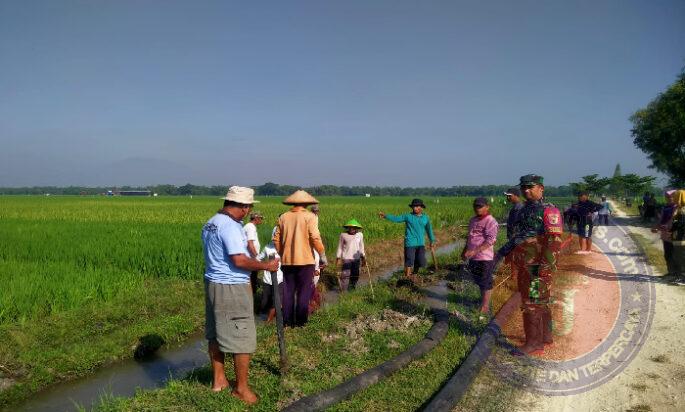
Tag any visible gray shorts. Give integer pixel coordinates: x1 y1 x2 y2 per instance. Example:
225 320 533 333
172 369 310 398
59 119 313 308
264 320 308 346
205 280 256 354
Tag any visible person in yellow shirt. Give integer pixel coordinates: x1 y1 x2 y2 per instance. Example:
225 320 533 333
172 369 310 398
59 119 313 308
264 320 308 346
273 190 327 326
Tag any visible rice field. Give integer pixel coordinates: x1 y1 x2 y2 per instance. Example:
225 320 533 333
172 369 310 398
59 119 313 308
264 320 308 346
0 195 515 325
0 194 575 407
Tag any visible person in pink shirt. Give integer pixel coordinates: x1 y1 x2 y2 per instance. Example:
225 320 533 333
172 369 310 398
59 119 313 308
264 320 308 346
462 197 499 315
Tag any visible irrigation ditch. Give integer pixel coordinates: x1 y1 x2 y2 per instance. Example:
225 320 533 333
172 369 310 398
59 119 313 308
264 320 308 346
8 238 522 412
8 242 453 411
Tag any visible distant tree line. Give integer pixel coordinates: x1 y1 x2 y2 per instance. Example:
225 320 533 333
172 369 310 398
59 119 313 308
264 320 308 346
568 165 661 199
0 182 576 197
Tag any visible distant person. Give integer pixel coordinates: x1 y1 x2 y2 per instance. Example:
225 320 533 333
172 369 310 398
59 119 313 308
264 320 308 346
243 211 264 291
201 186 278 403
335 219 366 291
668 190 685 281
310 204 320 219
504 187 524 295
273 190 327 327
563 204 578 232
504 187 524 240
643 193 657 223
597 196 613 226
379 198 436 281
462 197 499 316
308 249 324 315
308 203 324 314
570 191 603 254
652 190 676 276
257 226 283 323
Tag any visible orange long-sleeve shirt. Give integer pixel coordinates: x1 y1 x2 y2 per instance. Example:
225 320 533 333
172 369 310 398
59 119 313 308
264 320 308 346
272 207 326 265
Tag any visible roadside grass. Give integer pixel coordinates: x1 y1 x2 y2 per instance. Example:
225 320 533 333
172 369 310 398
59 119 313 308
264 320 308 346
453 345 534 412
91 282 434 412
329 316 476 412
628 233 668 276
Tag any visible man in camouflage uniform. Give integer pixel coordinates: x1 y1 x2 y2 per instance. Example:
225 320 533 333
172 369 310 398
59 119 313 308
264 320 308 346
494 174 563 355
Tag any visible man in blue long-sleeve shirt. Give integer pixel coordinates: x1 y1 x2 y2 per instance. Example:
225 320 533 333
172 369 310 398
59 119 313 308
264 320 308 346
379 198 436 280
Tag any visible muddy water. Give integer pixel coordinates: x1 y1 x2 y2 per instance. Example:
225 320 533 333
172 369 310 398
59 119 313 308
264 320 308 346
12 241 461 412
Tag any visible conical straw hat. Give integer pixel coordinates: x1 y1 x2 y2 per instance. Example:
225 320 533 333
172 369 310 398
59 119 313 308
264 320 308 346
283 190 319 205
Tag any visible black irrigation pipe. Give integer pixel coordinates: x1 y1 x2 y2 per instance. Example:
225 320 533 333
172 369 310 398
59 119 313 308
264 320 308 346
283 283 451 412
422 290 521 412
422 322 501 411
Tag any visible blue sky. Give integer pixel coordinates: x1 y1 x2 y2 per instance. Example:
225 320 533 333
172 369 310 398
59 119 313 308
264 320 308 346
1 1 683 187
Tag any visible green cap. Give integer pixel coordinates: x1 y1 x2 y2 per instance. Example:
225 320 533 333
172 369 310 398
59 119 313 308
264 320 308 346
519 174 544 186
343 219 363 229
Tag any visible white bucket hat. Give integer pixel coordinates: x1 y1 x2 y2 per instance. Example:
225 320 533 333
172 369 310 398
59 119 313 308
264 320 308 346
222 186 260 204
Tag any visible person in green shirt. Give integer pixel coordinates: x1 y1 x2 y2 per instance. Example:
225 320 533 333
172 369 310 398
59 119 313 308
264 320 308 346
379 198 436 280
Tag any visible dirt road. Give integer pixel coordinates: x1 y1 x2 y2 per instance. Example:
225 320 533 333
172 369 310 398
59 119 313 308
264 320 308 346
459 202 685 412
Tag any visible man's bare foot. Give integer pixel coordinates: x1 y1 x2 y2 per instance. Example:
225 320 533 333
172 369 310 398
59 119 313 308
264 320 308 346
211 382 229 392
211 379 235 392
231 387 258 404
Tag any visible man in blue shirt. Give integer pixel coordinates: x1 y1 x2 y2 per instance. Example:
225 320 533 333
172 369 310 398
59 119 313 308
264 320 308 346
379 198 436 280
202 186 279 404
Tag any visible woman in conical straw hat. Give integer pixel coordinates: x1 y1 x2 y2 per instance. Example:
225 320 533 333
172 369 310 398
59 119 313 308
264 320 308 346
272 190 327 327
335 219 366 292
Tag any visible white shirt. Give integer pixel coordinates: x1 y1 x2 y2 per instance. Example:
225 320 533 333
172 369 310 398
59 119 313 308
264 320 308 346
257 243 283 285
243 222 260 257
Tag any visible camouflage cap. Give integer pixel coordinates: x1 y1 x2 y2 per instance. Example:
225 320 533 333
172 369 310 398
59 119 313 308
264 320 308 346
519 174 544 186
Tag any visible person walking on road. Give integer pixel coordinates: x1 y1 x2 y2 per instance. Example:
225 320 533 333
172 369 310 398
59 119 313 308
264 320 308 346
243 211 264 291
335 219 366 292
379 198 436 281
490 174 563 355
569 191 603 254
597 196 613 226
273 190 327 327
652 190 677 276
201 186 279 403
462 197 499 316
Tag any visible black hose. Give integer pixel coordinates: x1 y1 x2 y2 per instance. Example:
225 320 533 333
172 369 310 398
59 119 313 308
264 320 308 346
422 321 502 411
283 283 450 412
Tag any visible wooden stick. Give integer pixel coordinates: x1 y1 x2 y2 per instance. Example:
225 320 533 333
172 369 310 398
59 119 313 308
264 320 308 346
364 259 375 300
336 270 344 292
430 246 439 271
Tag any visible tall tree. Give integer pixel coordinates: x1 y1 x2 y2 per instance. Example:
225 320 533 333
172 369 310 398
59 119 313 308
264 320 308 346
581 174 611 195
609 163 623 196
630 69 685 185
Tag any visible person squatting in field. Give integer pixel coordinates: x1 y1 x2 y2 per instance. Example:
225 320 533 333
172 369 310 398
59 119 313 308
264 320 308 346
272 190 327 327
488 174 563 356
201 186 279 404
379 198 436 281
568 191 603 254
335 219 366 292
462 197 498 316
